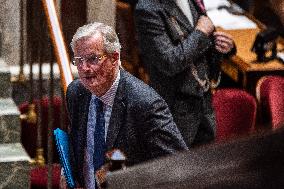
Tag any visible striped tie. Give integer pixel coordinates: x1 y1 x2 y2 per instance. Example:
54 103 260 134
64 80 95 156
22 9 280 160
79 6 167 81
93 99 106 173
84 98 106 189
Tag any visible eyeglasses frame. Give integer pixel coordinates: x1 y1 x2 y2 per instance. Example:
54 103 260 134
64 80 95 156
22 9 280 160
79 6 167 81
72 54 107 66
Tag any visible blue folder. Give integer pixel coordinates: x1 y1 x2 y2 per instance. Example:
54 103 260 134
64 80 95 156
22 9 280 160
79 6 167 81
53 128 76 188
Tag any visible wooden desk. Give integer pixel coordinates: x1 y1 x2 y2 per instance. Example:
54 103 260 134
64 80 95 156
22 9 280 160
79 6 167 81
219 26 284 96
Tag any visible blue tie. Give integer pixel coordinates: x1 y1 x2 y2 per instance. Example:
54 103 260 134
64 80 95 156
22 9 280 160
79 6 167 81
85 98 106 189
93 99 106 172
93 99 106 189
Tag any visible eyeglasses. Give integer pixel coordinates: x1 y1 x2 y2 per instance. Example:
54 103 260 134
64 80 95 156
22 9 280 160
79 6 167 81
72 54 107 66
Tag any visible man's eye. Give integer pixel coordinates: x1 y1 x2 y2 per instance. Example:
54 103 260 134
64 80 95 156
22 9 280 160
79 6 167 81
88 56 98 62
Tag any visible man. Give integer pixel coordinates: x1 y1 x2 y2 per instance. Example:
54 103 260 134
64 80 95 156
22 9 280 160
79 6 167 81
135 0 236 147
63 22 187 188
254 0 284 37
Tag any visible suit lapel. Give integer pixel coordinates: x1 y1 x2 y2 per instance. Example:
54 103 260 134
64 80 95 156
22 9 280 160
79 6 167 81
188 0 201 25
162 0 193 31
80 88 92 146
162 0 205 31
80 85 92 144
74 82 91 182
106 70 127 150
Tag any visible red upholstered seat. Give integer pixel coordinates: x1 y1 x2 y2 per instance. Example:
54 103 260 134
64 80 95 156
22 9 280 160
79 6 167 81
267 78 284 128
212 88 257 142
256 76 284 125
19 96 68 188
19 96 68 163
30 164 60 189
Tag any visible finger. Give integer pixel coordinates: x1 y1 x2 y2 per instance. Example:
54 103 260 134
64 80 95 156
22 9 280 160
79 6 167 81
215 39 234 50
215 36 233 44
215 35 233 45
215 47 229 54
215 40 232 49
215 44 231 53
215 42 231 51
214 33 234 45
213 31 233 39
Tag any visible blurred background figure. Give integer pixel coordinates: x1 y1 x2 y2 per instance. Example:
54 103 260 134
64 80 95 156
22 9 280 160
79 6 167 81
234 0 284 36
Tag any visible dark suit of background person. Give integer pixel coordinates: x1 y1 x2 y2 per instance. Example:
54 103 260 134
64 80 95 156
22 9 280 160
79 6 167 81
254 0 284 37
65 22 187 188
135 0 235 147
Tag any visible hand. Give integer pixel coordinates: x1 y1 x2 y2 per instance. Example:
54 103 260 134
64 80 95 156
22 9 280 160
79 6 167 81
213 31 234 54
196 16 215 36
59 175 68 189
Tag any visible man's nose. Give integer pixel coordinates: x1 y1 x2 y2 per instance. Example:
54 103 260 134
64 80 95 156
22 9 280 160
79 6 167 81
80 61 92 71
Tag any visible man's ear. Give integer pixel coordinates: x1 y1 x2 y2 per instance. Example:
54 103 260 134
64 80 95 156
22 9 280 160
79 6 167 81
111 52 119 64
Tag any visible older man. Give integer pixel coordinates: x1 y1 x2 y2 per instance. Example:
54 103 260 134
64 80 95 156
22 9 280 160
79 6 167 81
62 22 187 189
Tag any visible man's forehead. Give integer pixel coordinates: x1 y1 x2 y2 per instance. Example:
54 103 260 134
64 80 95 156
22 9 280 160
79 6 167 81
74 33 103 53
78 32 103 44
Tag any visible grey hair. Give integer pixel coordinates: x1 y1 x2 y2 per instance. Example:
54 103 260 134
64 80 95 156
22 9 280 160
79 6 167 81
70 22 121 54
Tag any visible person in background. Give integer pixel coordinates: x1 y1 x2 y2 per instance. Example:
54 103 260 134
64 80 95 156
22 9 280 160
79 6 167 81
232 0 254 12
270 0 284 27
254 0 284 37
60 22 187 189
135 0 236 147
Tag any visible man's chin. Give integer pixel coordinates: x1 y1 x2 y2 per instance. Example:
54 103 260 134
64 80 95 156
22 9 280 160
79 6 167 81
80 79 100 93
80 78 93 87
81 77 96 84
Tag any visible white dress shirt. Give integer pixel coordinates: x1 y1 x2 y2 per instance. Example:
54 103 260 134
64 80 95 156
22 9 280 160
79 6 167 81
176 0 194 26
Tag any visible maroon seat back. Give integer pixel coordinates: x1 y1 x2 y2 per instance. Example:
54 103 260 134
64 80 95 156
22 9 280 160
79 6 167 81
267 78 284 128
212 89 257 142
19 96 68 163
256 76 284 124
30 164 61 189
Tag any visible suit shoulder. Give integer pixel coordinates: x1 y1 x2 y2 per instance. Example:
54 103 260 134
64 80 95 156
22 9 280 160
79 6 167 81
66 79 87 98
122 71 163 104
136 0 161 12
67 79 80 95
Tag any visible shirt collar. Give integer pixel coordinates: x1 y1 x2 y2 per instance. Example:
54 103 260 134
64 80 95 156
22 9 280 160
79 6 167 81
95 70 120 107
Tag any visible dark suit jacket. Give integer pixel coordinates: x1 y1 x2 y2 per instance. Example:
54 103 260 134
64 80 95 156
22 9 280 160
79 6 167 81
135 0 220 146
135 0 221 104
66 69 187 187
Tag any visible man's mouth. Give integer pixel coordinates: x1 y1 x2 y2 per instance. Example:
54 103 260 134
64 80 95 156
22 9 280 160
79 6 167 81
82 74 96 79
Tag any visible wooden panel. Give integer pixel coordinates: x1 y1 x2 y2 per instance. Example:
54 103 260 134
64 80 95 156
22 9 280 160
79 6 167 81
61 0 87 54
220 28 284 72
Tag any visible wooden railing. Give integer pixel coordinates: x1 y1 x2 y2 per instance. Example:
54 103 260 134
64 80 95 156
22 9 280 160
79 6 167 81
42 0 73 93
42 1 73 188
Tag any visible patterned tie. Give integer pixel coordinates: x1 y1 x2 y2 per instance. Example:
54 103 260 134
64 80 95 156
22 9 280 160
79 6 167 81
84 98 106 189
93 99 106 171
93 99 106 188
